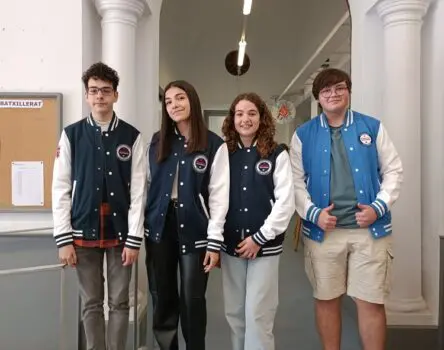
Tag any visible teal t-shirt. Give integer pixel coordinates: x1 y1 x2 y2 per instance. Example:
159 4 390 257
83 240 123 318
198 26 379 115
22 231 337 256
329 126 359 228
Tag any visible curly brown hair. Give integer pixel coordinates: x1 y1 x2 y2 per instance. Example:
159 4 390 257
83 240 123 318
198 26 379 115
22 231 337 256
82 62 119 91
222 93 277 158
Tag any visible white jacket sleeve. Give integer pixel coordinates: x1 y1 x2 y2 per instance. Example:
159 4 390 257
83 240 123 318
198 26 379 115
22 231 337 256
206 143 230 252
289 132 322 224
52 130 74 248
369 123 403 218
251 150 296 245
125 134 147 250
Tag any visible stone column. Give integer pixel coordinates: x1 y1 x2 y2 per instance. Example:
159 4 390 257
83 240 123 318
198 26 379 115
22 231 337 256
376 0 431 321
95 0 145 126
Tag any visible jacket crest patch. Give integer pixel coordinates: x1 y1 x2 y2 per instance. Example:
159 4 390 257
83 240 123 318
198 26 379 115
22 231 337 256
359 133 372 146
117 144 132 161
255 160 272 175
193 155 208 173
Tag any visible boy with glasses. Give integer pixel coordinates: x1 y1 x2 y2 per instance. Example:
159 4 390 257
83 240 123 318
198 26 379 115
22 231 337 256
52 62 146 350
290 68 403 350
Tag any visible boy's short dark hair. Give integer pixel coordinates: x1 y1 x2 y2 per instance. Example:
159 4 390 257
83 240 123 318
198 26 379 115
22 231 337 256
312 68 352 100
82 62 120 91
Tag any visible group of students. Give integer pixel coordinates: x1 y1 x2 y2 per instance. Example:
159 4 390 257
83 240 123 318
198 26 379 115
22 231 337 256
52 62 403 350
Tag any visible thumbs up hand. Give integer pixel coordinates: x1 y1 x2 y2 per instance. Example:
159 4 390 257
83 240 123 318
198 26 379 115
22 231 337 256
355 203 377 228
317 204 337 232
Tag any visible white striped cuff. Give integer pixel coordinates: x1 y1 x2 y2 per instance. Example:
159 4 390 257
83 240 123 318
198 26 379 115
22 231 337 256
370 199 387 218
307 205 322 225
54 232 73 248
251 230 268 246
125 235 143 250
206 239 222 252
195 239 208 249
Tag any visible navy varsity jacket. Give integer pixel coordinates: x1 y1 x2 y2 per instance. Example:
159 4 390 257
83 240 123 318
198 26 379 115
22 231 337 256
52 113 147 249
222 143 295 257
144 129 229 254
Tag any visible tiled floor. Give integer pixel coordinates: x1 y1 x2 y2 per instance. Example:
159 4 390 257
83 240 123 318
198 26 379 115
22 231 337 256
140 220 440 350
150 217 363 350
143 218 440 350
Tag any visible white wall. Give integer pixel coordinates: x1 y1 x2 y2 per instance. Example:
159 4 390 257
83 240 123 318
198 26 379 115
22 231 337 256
421 0 444 325
0 1 85 346
136 8 162 140
349 1 384 117
0 0 84 232
275 123 290 145
82 0 102 116
208 116 225 138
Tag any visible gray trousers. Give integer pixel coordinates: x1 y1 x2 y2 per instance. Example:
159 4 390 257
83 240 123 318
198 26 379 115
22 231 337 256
75 245 132 350
221 253 280 350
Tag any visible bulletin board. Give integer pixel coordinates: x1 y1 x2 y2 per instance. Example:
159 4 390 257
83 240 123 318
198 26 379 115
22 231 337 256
0 93 62 212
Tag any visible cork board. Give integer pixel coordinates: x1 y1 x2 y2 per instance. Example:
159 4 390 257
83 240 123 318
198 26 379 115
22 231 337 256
0 93 62 211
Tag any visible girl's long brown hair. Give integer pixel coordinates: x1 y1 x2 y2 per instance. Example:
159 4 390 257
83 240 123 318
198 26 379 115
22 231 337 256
222 92 277 158
156 80 208 162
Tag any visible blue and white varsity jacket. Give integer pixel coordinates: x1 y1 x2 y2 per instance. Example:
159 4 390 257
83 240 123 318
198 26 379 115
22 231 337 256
290 110 403 242
222 143 295 257
52 113 147 249
144 129 229 254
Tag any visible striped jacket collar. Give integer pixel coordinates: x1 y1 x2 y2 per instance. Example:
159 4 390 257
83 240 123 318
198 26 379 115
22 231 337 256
237 139 258 149
319 109 354 128
174 126 191 140
86 112 119 131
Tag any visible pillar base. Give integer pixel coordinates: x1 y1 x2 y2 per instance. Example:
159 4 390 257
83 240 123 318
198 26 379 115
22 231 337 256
386 296 435 325
386 296 427 312
387 309 435 326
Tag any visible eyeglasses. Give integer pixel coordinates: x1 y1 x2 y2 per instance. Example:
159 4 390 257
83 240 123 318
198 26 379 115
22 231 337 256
87 87 114 96
319 85 348 98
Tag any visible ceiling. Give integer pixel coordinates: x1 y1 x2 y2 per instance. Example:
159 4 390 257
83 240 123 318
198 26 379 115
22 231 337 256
159 0 350 108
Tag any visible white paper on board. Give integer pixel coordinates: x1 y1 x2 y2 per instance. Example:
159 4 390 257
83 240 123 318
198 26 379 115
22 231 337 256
11 161 44 206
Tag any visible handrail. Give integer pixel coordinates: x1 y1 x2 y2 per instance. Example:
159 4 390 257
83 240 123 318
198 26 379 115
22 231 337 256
60 263 67 350
0 263 65 276
133 260 139 350
0 226 143 350
0 226 53 235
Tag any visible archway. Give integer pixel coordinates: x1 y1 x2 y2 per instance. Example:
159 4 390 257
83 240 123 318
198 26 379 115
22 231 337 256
152 1 354 348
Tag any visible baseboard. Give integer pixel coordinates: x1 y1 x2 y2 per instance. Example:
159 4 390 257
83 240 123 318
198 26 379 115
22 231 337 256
387 326 438 350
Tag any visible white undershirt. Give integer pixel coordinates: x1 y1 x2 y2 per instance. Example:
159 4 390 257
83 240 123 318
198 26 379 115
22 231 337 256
94 119 111 132
171 163 179 200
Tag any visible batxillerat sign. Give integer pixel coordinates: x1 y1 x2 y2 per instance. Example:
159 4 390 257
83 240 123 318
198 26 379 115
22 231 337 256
0 99 43 108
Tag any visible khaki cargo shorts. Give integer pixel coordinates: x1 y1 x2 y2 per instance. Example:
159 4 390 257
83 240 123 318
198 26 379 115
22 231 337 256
303 228 393 304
